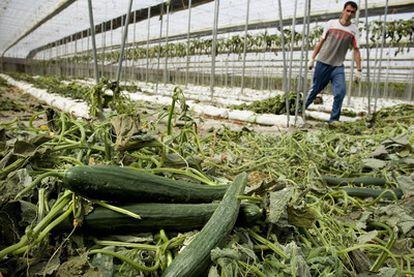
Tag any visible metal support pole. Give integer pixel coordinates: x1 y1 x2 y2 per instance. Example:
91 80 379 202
155 4 164 94
116 0 133 85
185 0 192 88
131 10 137 80
110 20 114 79
164 2 170 85
409 64 414 101
86 29 90 78
384 46 391 99
288 0 298 92
87 0 99 83
145 7 151 84
240 0 251 97
102 23 106 77
294 0 308 123
364 0 372 114
209 0 220 101
277 0 289 126
346 0 360 105
374 0 388 112
302 0 311 100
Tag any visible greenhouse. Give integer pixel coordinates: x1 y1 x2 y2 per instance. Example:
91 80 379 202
0 0 413 276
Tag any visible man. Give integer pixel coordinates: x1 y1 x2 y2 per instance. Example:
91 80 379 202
305 1 362 122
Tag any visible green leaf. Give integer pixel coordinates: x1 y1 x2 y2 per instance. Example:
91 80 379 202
287 205 317 228
396 175 414 194
362 158 387 170
268 187 293 224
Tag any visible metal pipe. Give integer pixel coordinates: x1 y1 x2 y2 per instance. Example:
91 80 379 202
102 22 106 77
87 0 99 83
364 0 372 114
116 0 134 84
164 1 171 85
185 0 193 88
145 7 151 83
374 0 388 112
87 29 90 78
294 0 308 123
155 4 164 94
131 10 137 80
288 0 298 92
209 0 220 101
299 0 311 123
384 46 391 99
240 0 251 97
346 0 361 106
277 0 289 126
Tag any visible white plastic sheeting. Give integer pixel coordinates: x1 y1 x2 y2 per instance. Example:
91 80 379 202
1 73 306 127
1 0 412 58
0 73 90 118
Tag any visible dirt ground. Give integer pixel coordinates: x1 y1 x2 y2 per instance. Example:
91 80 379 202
0 80 315 137
0 83 47 126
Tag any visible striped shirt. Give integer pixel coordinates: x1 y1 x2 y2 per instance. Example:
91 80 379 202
317 19 360 67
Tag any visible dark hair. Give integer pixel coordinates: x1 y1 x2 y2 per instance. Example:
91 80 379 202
344 1 358 11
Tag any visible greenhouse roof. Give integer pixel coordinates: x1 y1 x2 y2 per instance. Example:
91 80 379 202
0 0 413 58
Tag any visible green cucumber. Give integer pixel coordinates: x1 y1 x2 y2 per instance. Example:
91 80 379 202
342 187 403 200
322 176 387 186
57 202 261 234
162 172 247 277
62 165 227 203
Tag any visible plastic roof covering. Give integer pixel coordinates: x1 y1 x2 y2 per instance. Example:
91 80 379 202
1 0 413 58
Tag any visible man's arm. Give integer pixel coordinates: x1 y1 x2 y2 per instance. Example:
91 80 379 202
308 38 326 69
311 38 326 60
354 48 361 70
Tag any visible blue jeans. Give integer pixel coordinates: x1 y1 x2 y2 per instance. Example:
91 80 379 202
305 61 346 122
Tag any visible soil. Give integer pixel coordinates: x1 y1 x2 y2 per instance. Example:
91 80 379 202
0 84 47 126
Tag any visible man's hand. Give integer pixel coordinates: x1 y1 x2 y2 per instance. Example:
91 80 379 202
308 59 315 70
354 69 362 84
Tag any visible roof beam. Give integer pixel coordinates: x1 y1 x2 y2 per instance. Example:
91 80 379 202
27 0 213 59
27 1 414 59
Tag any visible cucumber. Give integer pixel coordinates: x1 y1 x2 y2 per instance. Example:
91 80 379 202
342 187 403 200
57 202 262 234
162 172 247 277
62 165 227 203
322 176 387 186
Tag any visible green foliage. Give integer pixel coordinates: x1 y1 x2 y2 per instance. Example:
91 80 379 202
232 91 302 115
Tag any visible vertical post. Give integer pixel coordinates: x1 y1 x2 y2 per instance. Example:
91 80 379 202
239 0 251 97
294 0 309 122
288 0 298 92
209 0 220 101
277 0 289 126
374 0 388 112
364 0 372 114
102 23 106 77
299 0 311 123
74 37 78 77
185 0 192 88
302 0 312 100
145 7 151 83
87 0 99 83
110 19 114 79
346 0 361 105
164 1 170 85
131 11 137 81
116 0 134 85
384 46 391 99
87 29 90 78
409 63 414 101
155 4 164 94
